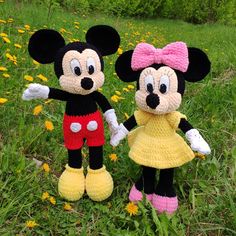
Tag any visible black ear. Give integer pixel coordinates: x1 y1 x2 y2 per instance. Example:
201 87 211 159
115 50 141 82
28 29 65 64
184 47 211 82
86 25 120 56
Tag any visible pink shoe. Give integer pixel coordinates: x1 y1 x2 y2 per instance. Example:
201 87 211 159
129 185 153 202
152 194 178 214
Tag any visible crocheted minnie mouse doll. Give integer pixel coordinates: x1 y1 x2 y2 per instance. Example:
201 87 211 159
111 42 211 214
22 25 120 202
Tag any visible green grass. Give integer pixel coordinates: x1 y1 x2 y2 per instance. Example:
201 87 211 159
0 1 236 235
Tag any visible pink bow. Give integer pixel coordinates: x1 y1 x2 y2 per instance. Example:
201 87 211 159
131 42 189 72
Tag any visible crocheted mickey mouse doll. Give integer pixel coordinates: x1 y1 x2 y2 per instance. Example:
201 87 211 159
22 25 120 202
111 42 211 214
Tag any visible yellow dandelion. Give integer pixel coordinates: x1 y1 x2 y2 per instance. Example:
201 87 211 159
42 163 50 172
2 37 10 43
111 95 119 103
0 66 7 71
14 43 22 49
64 202 72 211
0 19 6 24
33 60 40 66
44 99 52 104
115 90 121 95
124 113 129 119
24 24 30 30
24 75 34 82
0 33 8 37
98 88 103 92
2 73 10 78
33 105 43 116
37 74 48 82
18 29 25 34
45 120 54 131
128 84 135 90
41 191 50 200
26 220 38 229
75 25 80 30
194 152 205 160
125 202 138 216
0 98 8 104
49 196 56 205
60 28 67 33
109 153 118 162
123 87 129 92
8 18 14 23
117 47 123 55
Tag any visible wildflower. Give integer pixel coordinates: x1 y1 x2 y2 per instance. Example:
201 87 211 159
123 87 129 92
26 220 38 229
24 24 30 30
45 120 54 131
98 88 103 92
33 60 40 66
109 153 118 162
125 202 138 216
0 33 7 37
0 19 6 24
64 202 72 211
42 163 50 172
33 105 43 115
2 73 10 78
124 113 129 119
37 74 48 82
18 29 25 34
115 90 121 95
0 66 7 71
195 152 205 160
117 47 123 55
7 18 13 23
0 98 8 104
14 43 22 49
2 37 10 43
44 99 52 104
111 95 119 103
49 196 56 205
41 191 49 200
128 84 135 90
6 53 17 65
24 75 34 82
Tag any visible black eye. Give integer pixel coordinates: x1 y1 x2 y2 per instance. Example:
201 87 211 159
74 66 81 76
160 84 167 93
70 59 82 76
88 65 94 75
87 57 96 75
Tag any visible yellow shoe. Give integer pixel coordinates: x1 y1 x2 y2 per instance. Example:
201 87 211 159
58 164 85 201
85 165 113 201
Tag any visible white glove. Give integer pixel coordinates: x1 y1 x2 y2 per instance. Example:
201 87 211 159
104 109 119 135
110 123 129 147
185 129 211 155
22 83 49 100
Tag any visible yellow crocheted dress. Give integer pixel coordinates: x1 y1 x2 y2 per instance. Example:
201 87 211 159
128 110 195 169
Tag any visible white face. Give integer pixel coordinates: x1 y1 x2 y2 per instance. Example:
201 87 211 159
135 66 182 114
59 49 104 95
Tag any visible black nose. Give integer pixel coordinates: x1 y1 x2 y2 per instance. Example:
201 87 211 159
81 77 94 90
146 94 159 109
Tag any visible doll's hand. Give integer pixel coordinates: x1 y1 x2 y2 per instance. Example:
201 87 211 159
185 129 211 155
110 123 129 147
22 83 49 100
104 109 119 134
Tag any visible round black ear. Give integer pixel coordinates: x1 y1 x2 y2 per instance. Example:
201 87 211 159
86 25 120 56
184 47 211 82
115 50 141 82
28 29 65 64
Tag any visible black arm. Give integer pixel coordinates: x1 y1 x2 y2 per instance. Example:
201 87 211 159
178 118 193 134
123 115 137 131
92 91 112 113
48 88 71 101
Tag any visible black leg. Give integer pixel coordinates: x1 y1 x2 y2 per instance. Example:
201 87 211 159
89 146 103 170
155 168 176 197
135 166 156 194
68 149 82 168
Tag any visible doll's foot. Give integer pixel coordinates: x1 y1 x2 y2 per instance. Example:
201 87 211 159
129 185 153 202
58 165 85 201
152 194 178 214
85 165 113 201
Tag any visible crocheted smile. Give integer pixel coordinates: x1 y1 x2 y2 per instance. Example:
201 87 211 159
135 66 182 114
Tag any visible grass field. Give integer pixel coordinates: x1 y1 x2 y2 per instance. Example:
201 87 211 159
0 1 236 235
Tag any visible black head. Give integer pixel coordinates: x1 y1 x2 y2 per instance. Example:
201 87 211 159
28 25 120 95
115 46 211 114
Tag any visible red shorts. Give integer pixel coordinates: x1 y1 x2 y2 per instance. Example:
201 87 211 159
63 111 105 150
